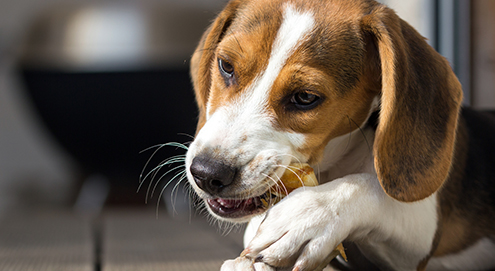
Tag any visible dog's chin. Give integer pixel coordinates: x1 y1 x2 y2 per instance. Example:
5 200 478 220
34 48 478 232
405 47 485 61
204 195 268 223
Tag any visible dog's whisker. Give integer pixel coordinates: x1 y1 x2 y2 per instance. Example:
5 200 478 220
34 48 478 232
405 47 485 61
139 142 187 154
138 155 186 192
140 157 185 201
139 142 188 186
139 142 188 164
343 115 354 156
177 133 195 141
268 151 304 165
158 174 188 217
155 171 188 218
139 141 190 211
183 182 196 222
150 166 186 201
139 143 170 184
261 173 285 206
190 193 206 219
213 215 243 236
262 171 286 197
147 165 185 201
277 164 306 188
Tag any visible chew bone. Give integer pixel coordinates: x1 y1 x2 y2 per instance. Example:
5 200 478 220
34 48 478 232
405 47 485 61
260 163 318 207
274 163 319 195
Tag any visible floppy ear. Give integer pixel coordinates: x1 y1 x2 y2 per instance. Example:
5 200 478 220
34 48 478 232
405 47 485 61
361 5 463 202
190 0 242 134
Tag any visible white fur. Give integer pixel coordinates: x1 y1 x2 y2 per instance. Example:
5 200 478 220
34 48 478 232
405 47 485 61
427 238 495 271
354 188 438 271
317 125 376 180
248 4 315 111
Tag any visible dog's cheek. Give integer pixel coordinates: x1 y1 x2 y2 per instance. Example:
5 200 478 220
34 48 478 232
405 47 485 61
274 109 344 165
294 134 329 165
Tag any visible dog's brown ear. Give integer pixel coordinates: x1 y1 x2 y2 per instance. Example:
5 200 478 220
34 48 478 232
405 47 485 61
190 0 242 134
361 5 463 202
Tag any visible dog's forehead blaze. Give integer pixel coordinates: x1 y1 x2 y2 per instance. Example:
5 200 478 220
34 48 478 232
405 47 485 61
207 4 316 116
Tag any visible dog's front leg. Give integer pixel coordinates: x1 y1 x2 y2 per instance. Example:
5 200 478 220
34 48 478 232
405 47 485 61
221 173 382 271
244 173 382 270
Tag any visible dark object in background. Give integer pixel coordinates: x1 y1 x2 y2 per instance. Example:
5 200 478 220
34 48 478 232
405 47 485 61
17 3 218 206
19 68 197 204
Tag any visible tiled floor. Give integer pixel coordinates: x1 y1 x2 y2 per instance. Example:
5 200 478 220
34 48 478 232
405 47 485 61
0 208 244 271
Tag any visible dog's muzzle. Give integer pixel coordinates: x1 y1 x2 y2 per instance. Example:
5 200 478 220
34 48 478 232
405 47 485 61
188 154 271 220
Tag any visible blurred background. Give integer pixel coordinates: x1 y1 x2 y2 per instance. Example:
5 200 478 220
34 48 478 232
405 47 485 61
0 0 493 218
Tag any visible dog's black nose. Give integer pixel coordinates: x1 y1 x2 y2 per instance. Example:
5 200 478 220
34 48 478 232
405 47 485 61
190 156 237 195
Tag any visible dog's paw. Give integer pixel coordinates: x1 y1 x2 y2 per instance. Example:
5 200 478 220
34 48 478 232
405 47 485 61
220 257 276 271
241 177 373 270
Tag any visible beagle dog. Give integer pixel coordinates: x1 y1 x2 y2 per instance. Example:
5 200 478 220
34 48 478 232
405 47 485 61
185 0 495 270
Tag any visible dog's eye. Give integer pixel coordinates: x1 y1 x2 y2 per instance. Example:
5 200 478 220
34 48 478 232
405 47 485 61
218 58 234 77
291 91 320 110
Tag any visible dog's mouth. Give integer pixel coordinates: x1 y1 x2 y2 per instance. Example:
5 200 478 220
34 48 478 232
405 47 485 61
206 192 275 219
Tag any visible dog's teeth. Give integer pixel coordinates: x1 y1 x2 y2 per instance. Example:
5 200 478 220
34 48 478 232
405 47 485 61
217 198 245 209
218 199 233 208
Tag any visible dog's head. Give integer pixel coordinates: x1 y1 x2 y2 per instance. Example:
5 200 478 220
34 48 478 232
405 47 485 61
186 0 462 222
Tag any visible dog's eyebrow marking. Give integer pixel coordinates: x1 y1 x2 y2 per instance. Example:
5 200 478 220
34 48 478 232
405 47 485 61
251 5 315 102
229 4 315 118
